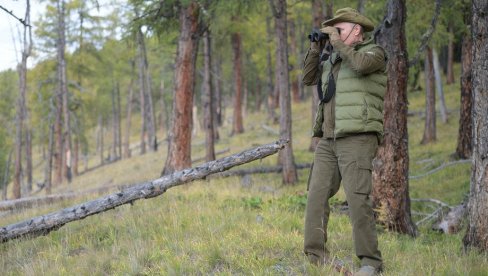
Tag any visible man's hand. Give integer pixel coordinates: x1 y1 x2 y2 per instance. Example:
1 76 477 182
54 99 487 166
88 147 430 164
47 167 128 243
320 27 340 45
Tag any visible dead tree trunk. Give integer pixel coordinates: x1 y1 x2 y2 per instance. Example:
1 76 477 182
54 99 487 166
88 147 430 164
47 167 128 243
162 1 201 175
421 46 437 144
455 9 473 160
463 0 488 252
373 0 418 236
433 48 448 123
0 140 287 243
202 29 215 162
270 0 298 184
231 29 245 135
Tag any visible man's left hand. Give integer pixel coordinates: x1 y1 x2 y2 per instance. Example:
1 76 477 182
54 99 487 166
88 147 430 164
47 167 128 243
320 27 341 45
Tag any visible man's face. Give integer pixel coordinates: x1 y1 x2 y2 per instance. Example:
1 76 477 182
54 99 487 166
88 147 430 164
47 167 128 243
333 22 361 46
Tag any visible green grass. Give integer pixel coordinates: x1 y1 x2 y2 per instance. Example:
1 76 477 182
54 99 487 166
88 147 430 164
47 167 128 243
1 67 487 275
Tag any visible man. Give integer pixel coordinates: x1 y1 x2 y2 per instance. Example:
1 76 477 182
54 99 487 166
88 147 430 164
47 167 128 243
302 7 387 276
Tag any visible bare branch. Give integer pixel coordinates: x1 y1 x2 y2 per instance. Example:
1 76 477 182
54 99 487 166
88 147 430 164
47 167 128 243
0 5 31 27
409 159 471 180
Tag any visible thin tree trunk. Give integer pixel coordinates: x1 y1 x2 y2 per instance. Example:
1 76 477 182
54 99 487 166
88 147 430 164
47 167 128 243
45 121 54 195
98 116 104 165
111 80 118 161
53 0 68 186
73 137 79 176
455 23 473 160
270 0 298 184
3 150 13 200
124 65 135 159
463 0 488 252
213 56 223 127
25 128 32 194
357 0 366 14
421 47 437 144
159 79 166 135
231 30 245 135
265 16 277 123
289 19 300 103
446 24 455 84
202 29 215 162
59 0 71 184
162 2 201 175
433 49 448 123
373 0 417 236
13 0 33 198
137 28 147 155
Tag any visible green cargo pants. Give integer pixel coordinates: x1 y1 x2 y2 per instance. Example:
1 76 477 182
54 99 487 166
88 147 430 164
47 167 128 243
304 133 382 269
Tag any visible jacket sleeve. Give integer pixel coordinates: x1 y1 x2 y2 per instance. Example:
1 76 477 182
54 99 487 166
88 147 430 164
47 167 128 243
302 47 322 86
333 42 386 75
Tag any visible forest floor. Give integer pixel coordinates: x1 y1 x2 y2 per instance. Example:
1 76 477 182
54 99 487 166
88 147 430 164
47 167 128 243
1 76 487 275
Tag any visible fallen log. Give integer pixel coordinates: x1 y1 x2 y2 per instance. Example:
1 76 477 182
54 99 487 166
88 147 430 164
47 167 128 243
0 140 287 243
0 182 126 212
0 161 311 213
213 163 312 178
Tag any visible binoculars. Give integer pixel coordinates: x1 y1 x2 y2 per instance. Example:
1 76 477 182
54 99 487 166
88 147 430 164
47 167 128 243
308 28 341 42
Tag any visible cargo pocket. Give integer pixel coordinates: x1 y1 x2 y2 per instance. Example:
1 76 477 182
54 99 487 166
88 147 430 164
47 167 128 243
354 158 373 195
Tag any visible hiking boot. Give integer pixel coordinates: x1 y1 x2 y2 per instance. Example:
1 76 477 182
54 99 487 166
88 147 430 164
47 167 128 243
354 265 376 276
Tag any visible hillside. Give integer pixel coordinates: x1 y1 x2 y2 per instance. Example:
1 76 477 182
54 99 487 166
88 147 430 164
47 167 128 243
0 79 486 275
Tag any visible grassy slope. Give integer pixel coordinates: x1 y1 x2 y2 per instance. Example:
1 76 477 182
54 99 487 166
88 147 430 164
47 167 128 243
1 73 487 275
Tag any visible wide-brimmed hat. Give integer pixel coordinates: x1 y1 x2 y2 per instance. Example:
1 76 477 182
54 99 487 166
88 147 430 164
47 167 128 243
322 7 375 32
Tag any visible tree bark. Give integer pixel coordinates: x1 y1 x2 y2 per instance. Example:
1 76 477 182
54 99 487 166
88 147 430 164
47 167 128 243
231 30 245 135
433 49 448 123
463 0 488 252
202 29 215 162
421 47 437 144
270 0 298 184
455 12 473 160
0 140 287 243
373 0 417 236
162 1 201 175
